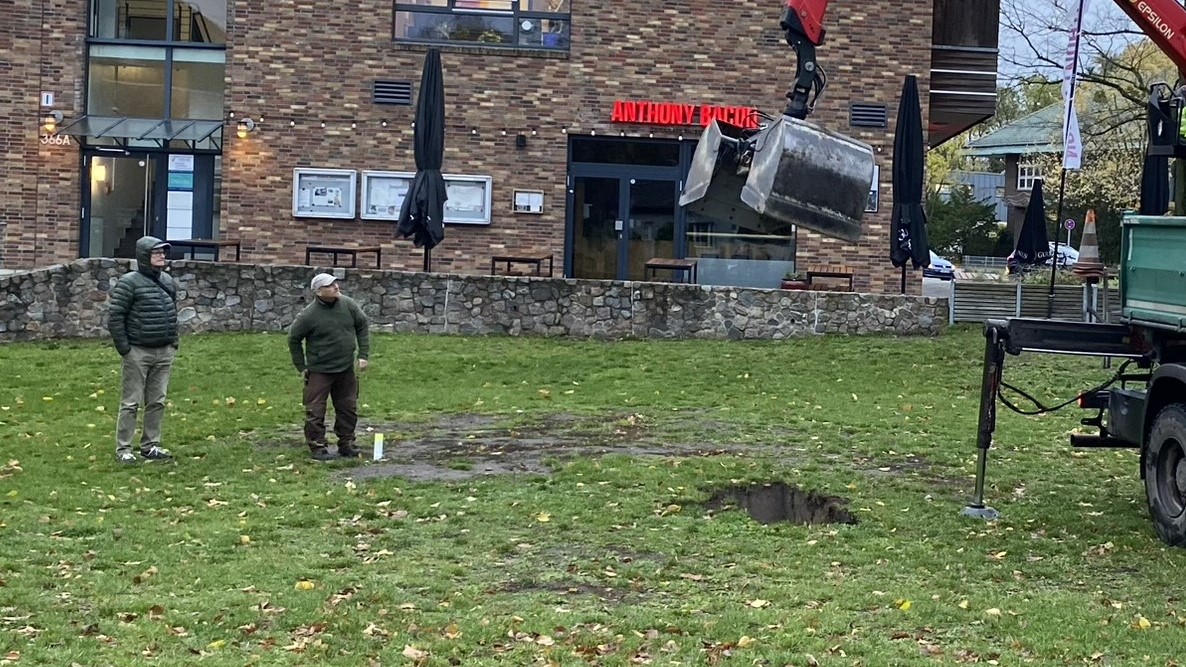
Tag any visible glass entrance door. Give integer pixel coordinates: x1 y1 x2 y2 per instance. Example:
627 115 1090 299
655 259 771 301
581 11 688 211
85 154 159 259
570 174 679 281
625 178 677 281
571 176 622 280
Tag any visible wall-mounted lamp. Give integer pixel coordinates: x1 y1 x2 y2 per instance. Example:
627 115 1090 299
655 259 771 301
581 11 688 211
43 110 64 134
92 162 107 183
237 118 256 138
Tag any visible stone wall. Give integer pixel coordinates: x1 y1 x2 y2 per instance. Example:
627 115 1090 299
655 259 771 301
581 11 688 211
0 260 947 343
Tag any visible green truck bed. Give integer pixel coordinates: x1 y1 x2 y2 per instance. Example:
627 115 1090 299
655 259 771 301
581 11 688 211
1121 214 1186 332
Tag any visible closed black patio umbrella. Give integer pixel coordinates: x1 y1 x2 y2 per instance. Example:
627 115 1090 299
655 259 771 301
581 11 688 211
397 48 447 271
1013 179 1051 267
1140 90 1171 216
889 75 930 293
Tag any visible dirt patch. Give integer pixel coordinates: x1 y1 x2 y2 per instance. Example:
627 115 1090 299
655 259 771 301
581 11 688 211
704 482 858 525
246 412 758 482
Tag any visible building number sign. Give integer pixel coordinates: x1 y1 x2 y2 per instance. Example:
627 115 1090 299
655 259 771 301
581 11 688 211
40 134 72 146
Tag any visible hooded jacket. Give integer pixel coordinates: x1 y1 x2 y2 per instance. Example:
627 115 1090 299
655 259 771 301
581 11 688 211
107 236 179 355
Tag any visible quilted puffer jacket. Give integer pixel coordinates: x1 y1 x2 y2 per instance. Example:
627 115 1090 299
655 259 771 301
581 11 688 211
107 236 179 355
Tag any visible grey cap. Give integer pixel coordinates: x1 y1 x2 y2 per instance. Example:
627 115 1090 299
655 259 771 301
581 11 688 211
310 273 338 290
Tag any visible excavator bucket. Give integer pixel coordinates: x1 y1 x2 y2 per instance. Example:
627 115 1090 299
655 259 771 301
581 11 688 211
680 116 876 242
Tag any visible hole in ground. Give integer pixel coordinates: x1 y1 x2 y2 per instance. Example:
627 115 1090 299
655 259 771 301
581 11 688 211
704 482 858 525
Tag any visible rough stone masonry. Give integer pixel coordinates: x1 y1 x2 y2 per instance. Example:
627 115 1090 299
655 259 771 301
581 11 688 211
0 260 946 343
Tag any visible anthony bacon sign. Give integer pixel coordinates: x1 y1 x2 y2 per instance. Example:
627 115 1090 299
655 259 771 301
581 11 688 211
610 99 759 129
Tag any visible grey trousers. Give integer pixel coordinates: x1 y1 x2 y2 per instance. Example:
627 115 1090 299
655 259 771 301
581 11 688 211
116 344 177 455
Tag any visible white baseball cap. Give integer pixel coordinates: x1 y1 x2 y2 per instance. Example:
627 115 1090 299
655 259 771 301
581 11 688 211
310 273 339 290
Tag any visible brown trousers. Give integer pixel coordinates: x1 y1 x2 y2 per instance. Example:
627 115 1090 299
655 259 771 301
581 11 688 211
303 369 358 450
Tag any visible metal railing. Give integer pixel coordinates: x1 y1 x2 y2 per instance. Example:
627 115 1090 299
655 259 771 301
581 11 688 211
961 255 1009 271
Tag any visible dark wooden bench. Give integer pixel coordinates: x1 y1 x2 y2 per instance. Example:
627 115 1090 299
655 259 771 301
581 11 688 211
305 245 382 269
645 258 698 284
805 264 855 291
166 238 242 262
490 253 554 277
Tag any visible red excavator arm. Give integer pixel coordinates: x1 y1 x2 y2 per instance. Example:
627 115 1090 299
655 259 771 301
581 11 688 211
1112 0 1186 75
781 0 830 118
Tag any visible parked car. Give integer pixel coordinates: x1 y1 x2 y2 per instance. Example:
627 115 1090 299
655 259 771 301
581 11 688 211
1045 242 1079 267
923 250 955 280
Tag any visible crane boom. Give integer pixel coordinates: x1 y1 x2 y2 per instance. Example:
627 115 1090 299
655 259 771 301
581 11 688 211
1112 0 1186 74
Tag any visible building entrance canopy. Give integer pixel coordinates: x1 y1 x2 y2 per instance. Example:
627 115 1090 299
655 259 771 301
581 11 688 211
58 116 223 151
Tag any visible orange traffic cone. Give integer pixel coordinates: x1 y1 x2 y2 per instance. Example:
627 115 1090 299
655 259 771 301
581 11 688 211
1072 209 1106 280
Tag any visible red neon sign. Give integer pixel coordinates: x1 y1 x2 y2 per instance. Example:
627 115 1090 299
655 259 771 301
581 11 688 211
610 100 759 129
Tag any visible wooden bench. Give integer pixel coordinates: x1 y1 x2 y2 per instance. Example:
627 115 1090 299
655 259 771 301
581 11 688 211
490 253 554 277
305 245 382 269
166 238 242 262
805 264 854 291
645 258 698 284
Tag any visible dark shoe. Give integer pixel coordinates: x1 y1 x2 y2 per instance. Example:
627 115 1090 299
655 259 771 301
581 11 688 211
337 445 362 459
141 446 173 461
117 452 138 465
310 447 337 462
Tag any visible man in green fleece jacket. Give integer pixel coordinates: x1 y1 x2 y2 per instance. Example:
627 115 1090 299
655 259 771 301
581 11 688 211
287 273 371 460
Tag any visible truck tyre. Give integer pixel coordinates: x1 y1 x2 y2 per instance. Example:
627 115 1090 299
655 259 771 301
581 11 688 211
1144 404 1186 547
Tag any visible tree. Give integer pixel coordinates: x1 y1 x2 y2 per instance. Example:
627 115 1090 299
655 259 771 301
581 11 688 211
925 185 1002 256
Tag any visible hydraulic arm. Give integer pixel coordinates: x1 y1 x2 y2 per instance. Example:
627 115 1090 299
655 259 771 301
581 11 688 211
781 0 829 119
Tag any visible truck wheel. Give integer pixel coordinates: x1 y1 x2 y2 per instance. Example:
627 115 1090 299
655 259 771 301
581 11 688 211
1144 404 1186 547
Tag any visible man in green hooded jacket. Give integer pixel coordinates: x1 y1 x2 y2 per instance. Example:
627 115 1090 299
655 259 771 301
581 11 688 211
107 236 179 464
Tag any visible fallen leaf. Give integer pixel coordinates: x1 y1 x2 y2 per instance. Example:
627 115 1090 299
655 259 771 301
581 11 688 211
402 645 428 660
737 635 756 648
294 580 315 591
985 608 1001 617
747 599 770 608
535 512 551 523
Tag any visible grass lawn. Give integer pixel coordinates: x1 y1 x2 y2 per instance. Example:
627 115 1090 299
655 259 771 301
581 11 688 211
1 327 1184 666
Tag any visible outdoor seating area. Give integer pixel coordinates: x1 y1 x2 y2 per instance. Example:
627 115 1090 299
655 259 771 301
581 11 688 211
805 264 855 291
166 238 242 262
644 257 698 284
305 244 382 268
489 253 554 277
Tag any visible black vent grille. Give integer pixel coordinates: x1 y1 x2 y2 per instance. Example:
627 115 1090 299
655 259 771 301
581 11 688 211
373 80 413 105
849 103 888 128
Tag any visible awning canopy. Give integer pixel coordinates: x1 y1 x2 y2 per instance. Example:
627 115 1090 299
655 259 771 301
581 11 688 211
58 115 223 150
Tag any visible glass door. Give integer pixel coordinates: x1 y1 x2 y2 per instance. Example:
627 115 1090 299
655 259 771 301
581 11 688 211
570 173 680 281
570 176 622 280
84 154 160 259
625 178 678 281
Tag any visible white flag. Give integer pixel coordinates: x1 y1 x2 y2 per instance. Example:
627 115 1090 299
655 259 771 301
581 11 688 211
1063 103 1083 169
1063 0 1089 170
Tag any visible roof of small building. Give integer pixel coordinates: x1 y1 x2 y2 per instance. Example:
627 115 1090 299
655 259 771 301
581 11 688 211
964 104 1063 157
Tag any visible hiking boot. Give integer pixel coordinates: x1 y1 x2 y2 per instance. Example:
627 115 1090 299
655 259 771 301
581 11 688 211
141 446 173 461
117 452 138 465
337 444 362 459
310 447 337 462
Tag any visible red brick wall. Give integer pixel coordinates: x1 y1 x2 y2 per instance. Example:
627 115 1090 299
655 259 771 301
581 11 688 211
0 0 85 269
4 0 933 294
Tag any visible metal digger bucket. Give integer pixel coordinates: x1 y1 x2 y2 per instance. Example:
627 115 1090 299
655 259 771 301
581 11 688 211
679 117 876 242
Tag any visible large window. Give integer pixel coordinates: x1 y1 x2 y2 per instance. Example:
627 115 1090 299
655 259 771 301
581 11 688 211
1017 155 1043 191
91 0 227 44
87 1 226 124
395 0 571 49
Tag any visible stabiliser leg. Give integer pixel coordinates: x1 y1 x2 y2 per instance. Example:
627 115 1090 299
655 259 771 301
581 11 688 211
963 320 1007 520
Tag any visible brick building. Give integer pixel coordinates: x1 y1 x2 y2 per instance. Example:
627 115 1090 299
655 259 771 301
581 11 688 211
1 0 998 292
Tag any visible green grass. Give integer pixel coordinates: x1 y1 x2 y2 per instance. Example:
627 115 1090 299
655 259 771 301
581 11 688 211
1 328 1185 666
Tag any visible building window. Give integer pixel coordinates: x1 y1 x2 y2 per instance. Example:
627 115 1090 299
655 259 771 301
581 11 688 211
87 1 227 124
91 0 227 45
1017 156 1043 191
395 0 571 49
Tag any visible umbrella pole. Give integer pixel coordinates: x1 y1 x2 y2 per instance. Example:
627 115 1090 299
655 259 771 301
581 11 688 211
1046 168 1068 319
423 247 431 272
900 265 906 294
